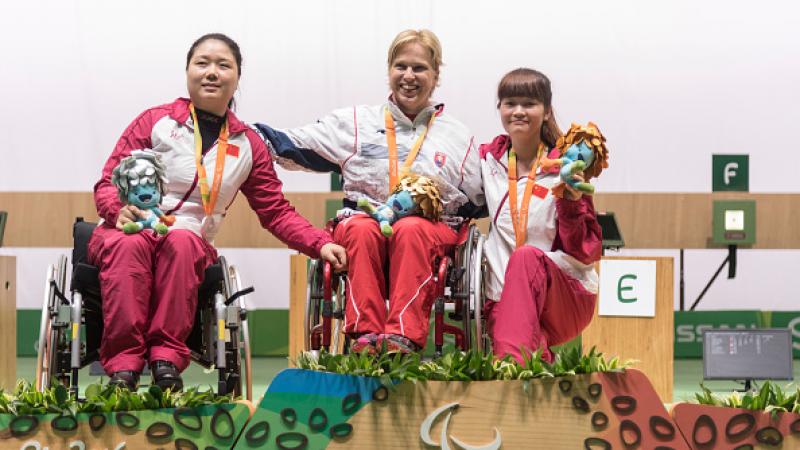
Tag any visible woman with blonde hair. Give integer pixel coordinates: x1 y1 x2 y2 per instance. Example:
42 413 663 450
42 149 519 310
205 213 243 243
256 29 484 353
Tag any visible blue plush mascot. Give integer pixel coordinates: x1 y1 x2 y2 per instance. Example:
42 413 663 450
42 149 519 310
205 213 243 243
357 173 443 237
111 149 175 235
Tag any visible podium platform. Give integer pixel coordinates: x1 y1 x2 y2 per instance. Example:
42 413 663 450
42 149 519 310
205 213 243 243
582 256 674 402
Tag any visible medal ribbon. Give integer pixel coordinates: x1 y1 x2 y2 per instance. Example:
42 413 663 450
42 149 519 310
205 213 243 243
190 103 229 216
384 106 438 191
508 143 546 248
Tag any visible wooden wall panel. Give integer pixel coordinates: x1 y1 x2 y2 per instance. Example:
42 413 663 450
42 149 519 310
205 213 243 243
288 254 308 366
593 192 800 249
581 256 674 402
0 192 98 247
0 256 16 390
1 192 798 248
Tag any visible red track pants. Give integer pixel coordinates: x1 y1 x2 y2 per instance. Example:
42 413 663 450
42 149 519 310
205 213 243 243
485 245 596 364
87 224 217 374
333 215 458 347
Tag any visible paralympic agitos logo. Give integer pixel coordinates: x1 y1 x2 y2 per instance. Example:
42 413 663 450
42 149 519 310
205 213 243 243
419 402 501 450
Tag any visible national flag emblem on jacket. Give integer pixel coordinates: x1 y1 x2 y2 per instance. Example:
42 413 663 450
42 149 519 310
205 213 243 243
434 151 446 168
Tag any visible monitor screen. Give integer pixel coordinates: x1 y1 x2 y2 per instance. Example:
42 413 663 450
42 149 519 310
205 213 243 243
0 211 7 247
703 329 794 380
596 212 624 248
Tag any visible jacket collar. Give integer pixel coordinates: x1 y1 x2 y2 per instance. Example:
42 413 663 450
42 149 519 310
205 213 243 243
479 134 561 174
170 97 249 134
385 94 444 127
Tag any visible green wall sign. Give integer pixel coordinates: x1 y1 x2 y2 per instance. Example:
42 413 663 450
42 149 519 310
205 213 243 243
675 310 800 358
330 173 343 191
712 200 756 245
674 310 763 358
712 154 749 192
767 311 800 358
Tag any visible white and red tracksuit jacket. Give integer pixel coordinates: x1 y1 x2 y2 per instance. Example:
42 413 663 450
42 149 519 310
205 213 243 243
252 100 485 347
93 98 332 256
479 135 601 301
254 100 486 224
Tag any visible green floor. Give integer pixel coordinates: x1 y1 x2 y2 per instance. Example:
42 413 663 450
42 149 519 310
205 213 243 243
15 357 288 403
15 357 799 404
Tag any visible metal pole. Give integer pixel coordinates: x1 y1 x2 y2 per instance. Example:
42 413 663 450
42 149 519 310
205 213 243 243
679 249 685 311
689 253 730 311
727 245 737 278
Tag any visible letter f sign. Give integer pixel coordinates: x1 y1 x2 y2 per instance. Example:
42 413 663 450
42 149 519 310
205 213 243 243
713 155 748 192
723 162 738 185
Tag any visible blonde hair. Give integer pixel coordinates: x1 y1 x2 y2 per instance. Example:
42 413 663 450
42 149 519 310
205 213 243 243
387 29 443 74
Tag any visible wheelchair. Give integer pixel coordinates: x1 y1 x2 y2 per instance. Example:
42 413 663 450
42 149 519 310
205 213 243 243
35 218 254 401
305 221 489 357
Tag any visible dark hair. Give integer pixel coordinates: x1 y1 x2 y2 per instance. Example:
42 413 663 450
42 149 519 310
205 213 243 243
186 33 242 109
497 68 562 149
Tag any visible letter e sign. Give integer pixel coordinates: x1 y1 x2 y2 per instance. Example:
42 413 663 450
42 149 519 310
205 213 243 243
599 260 657 317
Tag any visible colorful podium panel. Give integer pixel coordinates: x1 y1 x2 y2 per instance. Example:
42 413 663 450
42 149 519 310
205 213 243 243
672 403 800 449
0 403 252 449
10 368 797 448
237 368 689 449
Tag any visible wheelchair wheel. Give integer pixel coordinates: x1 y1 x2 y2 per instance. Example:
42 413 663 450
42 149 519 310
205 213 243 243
215 256 253 401
305 260 346 355
36 254 68 391
305 259 323 354
447 224 481 352
330 271 346 355
469 230 490 354
227 263 252 402
459 226 477 351
35 262 55 391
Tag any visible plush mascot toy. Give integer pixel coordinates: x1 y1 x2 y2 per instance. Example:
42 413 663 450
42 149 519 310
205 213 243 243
111 149 175 235
357 173 443 237
541 122 610 198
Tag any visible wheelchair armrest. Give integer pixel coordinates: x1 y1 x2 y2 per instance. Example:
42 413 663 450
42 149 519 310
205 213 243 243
199 263 224 296
72 218 98 266
71 262 100 292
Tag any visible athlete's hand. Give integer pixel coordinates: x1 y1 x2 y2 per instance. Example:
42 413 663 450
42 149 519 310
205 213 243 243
116 205 145 230
563 173 585 201
320 243 348 272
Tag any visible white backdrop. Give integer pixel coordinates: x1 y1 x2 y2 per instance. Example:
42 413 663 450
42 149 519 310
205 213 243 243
2 0 799 192
1 1 799 310
1 247 797 310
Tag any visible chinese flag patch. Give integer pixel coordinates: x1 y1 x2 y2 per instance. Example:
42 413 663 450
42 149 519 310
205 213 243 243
227 144 240 158
533 183 549 199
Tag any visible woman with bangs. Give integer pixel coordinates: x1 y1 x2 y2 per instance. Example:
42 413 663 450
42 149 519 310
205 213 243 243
479 68 602 364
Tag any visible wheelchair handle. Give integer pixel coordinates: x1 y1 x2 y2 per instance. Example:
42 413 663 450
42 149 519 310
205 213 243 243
225 286 255 306
50 280 70 306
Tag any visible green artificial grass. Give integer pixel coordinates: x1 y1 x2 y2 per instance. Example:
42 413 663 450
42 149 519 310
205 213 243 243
694 381 800 417
0 379 232 416
296 346 632 385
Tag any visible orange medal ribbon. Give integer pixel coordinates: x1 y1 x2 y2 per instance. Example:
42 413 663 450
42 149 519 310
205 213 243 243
384 106 437 191
508 143 547 248
190 103 229 216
